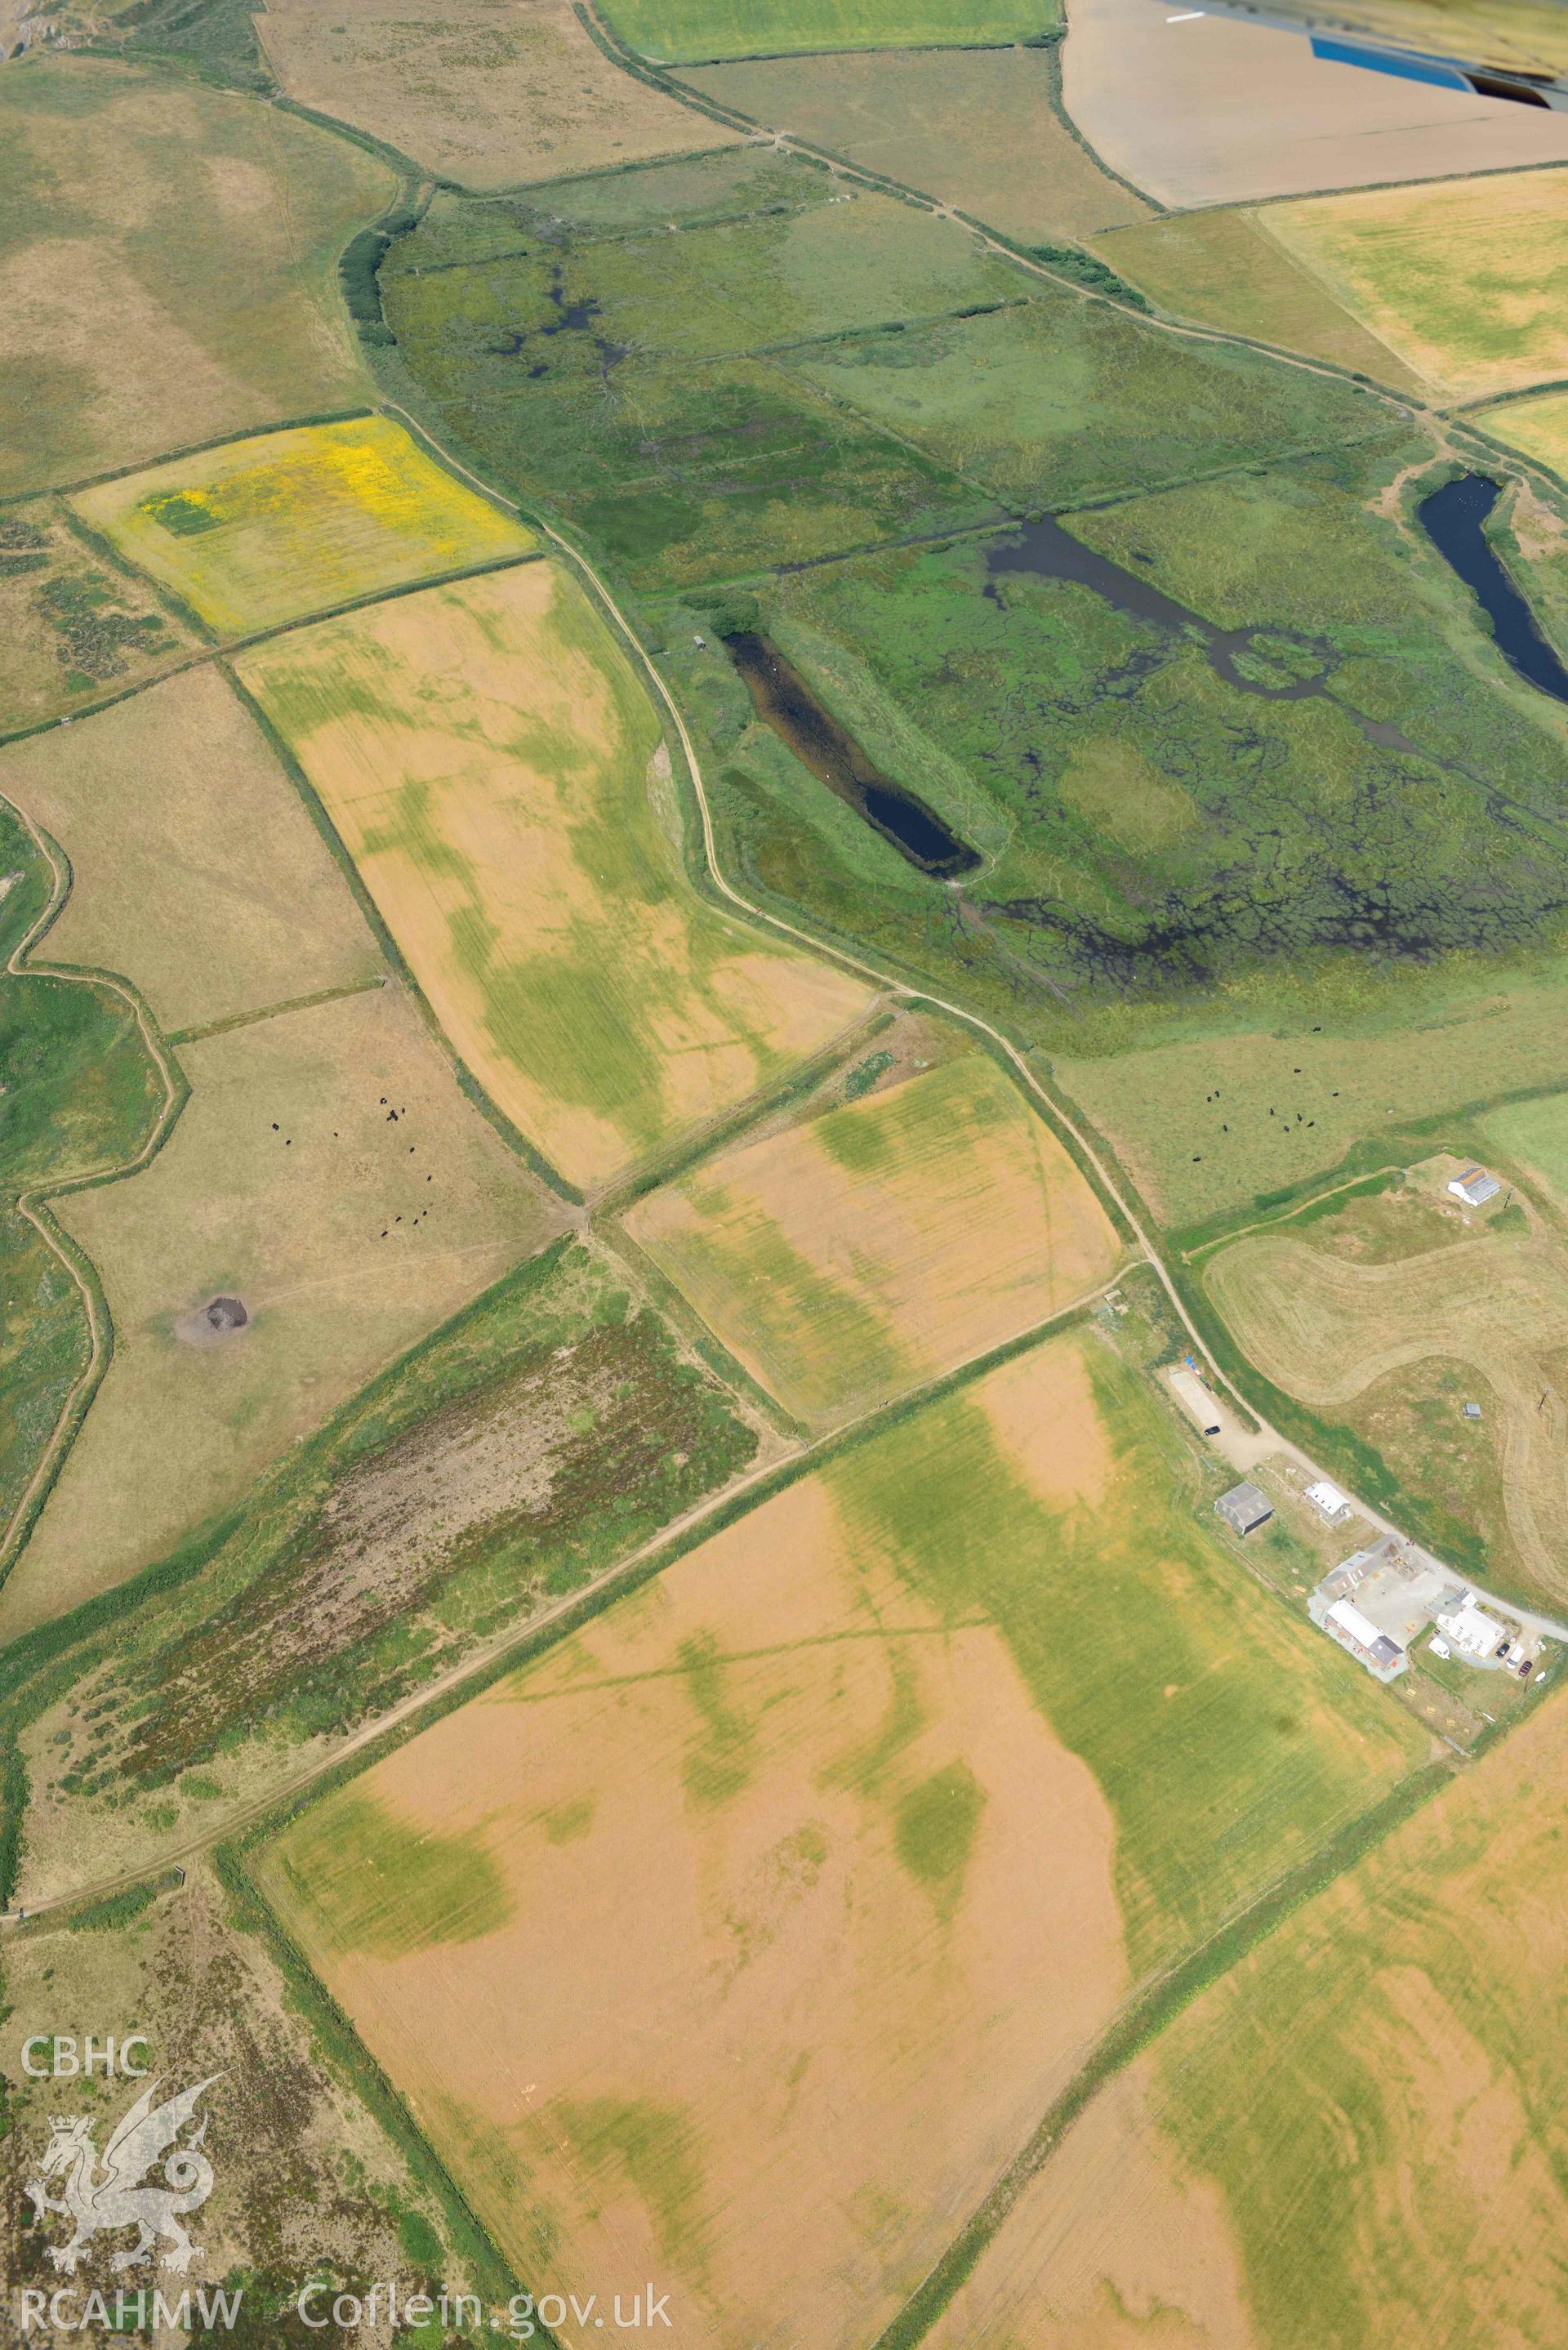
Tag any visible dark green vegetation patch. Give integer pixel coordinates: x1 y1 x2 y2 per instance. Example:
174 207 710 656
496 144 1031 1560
2 1242 758 1800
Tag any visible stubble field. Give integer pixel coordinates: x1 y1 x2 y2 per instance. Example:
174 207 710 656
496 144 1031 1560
0 54 391 495
73 415 537 636
238 562 874 1191
259 1323 1424 2348
624 1048 1121 1421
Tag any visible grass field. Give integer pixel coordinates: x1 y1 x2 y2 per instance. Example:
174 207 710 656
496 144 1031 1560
401 146 840 255
238 563 874 1189
931 1687 1568 2350
0 983 564 1643
258 0 740 190
1263 167 1568 402
8 1239 763 1897
680 48 1152 244
781 292 1388 511
1205 1210 1568 1606
1475 386 1568 487
0 500 197 731
623 1048 1121 1420
260 1324 1423 2348
601 0 1057 62
73 416 537 637
0 666 382 1033
0 1207 91 1554
1486 1089 1568 1215
0 54 391 496
386 187 1022 392
1056 956 1568 1228
1095 208 1427 395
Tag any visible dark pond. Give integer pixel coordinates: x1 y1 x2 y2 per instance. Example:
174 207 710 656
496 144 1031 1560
724 631 981 876
1418 474 1568 705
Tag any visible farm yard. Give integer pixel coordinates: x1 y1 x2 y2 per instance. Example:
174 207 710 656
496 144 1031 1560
257 0 739 190
623 1046 1122 1420
0 665 382 1034
929 1690 1568 2350
0 983 564 1643
257 1322 1423 2348
599 0 1058 61
679 47 1154 245
73 415 537 636
1204 1201 1568 1609
238 562 873 1191
0 53 392 495
1263 168 1568 402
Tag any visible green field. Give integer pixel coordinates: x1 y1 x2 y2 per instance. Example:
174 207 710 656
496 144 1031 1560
406 148 836 255
1095 207 1428 395
0 1208 91 1556
600 0 1058 61
387 188 1021 390
781 292 1389 510
685 47 1152 245
1486 1089 1568 1211
0 53 391 495
934 1689 1568 2350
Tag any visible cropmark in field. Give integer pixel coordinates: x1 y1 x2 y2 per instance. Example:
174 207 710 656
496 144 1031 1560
0 983 564 1643
928 1674 1568 2350
237 562 875 1191
258 0 740 191
1262 167 1568 402
72 415 536 636
259 1324 1424 2349
0 499 198 732
1205 1213 1568 1609
624 1047 1122 1421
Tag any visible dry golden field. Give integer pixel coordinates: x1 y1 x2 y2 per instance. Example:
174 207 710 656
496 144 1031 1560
0 983 563 1640
1096 210 1427 395
1062 0 1568 209
238 562 873 1190
1263 168 1568 401
0 55 391 495
929 1688 1568 2350
624 1050 1122 1421
1476 386 1568 485
1206 1221 1568 1603
73 416 536 635
259 1327 1424 2348
0 666 381 1032
259 0 741 189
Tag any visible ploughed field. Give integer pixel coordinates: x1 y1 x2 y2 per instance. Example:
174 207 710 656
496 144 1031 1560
624 1046 1122 1421
258 1323 1426 2349
238 561 874 1191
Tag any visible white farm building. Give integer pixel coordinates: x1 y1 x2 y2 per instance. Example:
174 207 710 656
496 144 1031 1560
1447 1166 1501 1209
1436 1595 1512 1660
1325 1598 1405 1676
1304 1479 1352 1524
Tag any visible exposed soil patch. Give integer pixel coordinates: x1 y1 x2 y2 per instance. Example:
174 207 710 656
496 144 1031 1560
176 1291 251 1346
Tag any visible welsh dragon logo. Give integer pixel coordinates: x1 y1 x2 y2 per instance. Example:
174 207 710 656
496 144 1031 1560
24 2074 221 2275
